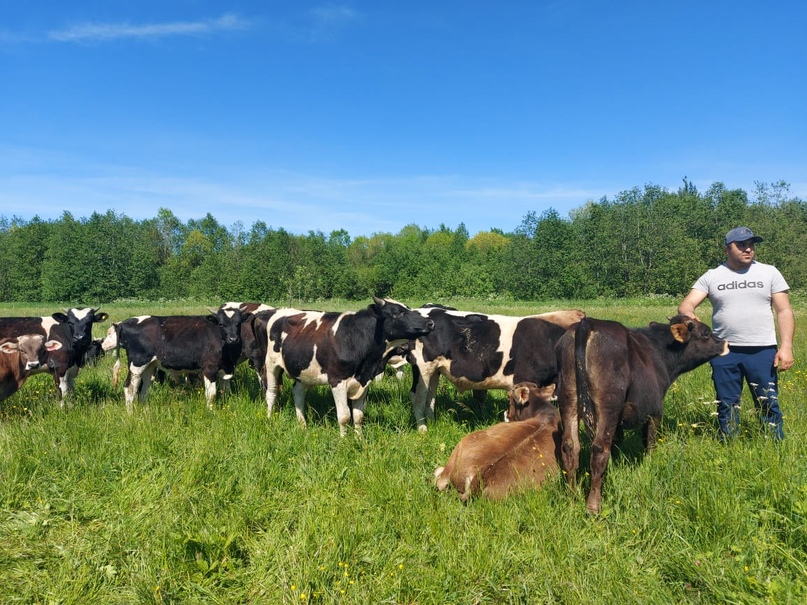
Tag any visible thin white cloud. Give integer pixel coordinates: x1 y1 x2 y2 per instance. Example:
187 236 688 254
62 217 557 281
309 5 361 25
304 4 362 41
48 13 248 43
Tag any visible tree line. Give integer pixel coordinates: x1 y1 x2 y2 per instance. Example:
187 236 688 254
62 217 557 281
0 180 804 304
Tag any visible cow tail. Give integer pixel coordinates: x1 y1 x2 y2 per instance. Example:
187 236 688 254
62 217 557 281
574 317 596 439
112 323 123 390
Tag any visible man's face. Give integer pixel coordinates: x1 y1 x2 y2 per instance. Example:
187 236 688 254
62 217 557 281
725 239 756 269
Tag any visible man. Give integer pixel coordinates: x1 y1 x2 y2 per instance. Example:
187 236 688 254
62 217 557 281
678 227 795 440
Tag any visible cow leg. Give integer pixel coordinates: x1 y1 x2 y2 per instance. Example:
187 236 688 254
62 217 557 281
560 407 581 490
112 358 121 390
331 384 352 437
351 393 368 439
472 389 487 405
643 415 660 451
265 367 283 418
292 381 308 428
57 366 79 408
138 364 156 402
203 372 218 410
410 369 431 432
125 362 152 413
426 372 440 420
586 424 616 515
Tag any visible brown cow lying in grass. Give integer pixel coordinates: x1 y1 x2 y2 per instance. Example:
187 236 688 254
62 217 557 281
434 382 560 501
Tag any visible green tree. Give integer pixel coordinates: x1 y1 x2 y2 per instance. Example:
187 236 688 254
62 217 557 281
41 212 86 302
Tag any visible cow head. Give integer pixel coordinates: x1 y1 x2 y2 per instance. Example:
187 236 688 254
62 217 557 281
504 382 557 422
101 323 119 352
0 334 63 372
52 307 109 351
662 315 729 372
209 307 250 345
370 296 435 343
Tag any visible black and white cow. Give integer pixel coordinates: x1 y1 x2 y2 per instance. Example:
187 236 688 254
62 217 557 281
0 307 108 404
406 308 585 431
104 309 249 411
255 297 435 436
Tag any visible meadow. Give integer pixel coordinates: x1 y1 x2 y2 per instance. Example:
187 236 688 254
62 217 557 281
0 298 805 604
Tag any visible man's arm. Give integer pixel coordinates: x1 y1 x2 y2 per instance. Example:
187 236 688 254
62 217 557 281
772 291 795 371
678 289 708 321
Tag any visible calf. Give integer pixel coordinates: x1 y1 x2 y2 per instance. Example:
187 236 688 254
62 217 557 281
0 307 108 404
218 302 275 388
556 315 729 514
0 335 63 402
110 309 248 412
257 297 434 436
504 382 557 422
82 338 105 366
407 308 585 431
434 382 561 501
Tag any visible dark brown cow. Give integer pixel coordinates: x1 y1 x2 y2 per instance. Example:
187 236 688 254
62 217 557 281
407 308 585 431
257 297 434 437
0 335 63 402
556 315 729 514
434 382 561 501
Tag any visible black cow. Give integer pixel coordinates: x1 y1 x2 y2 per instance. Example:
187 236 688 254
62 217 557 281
556 315 729 514
0 307 108 404
256 297 435 437
406 308 585 431
82 338 105 366
109 309 249 411
217 302 275 388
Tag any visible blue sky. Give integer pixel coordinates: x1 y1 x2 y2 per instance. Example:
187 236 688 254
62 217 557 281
2 1 805 238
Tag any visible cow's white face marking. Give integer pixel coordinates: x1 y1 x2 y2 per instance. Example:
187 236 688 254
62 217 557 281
40 317 60 336
70 307 93 321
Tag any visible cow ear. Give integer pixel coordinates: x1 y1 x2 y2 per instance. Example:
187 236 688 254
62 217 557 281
670 323 690 343
52 312 69 323
45 340 63 352
94 312 109 322
205 314 219 324
0 341 19 354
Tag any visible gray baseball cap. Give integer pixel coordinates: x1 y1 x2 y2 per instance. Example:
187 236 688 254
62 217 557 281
725 226 763 245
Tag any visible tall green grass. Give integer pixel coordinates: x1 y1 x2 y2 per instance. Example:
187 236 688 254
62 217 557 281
0 299 804 603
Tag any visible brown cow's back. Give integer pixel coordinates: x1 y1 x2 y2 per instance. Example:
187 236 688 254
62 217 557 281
435 399 561 501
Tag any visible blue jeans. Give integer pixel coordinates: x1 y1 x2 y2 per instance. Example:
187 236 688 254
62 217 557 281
710 345 784 440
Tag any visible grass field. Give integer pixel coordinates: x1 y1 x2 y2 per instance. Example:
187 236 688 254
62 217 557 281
0 298 805 604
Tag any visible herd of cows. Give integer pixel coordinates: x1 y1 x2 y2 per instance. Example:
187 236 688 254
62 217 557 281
0 298 728 514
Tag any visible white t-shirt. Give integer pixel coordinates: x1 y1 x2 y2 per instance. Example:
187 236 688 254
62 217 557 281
692 261 789 346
